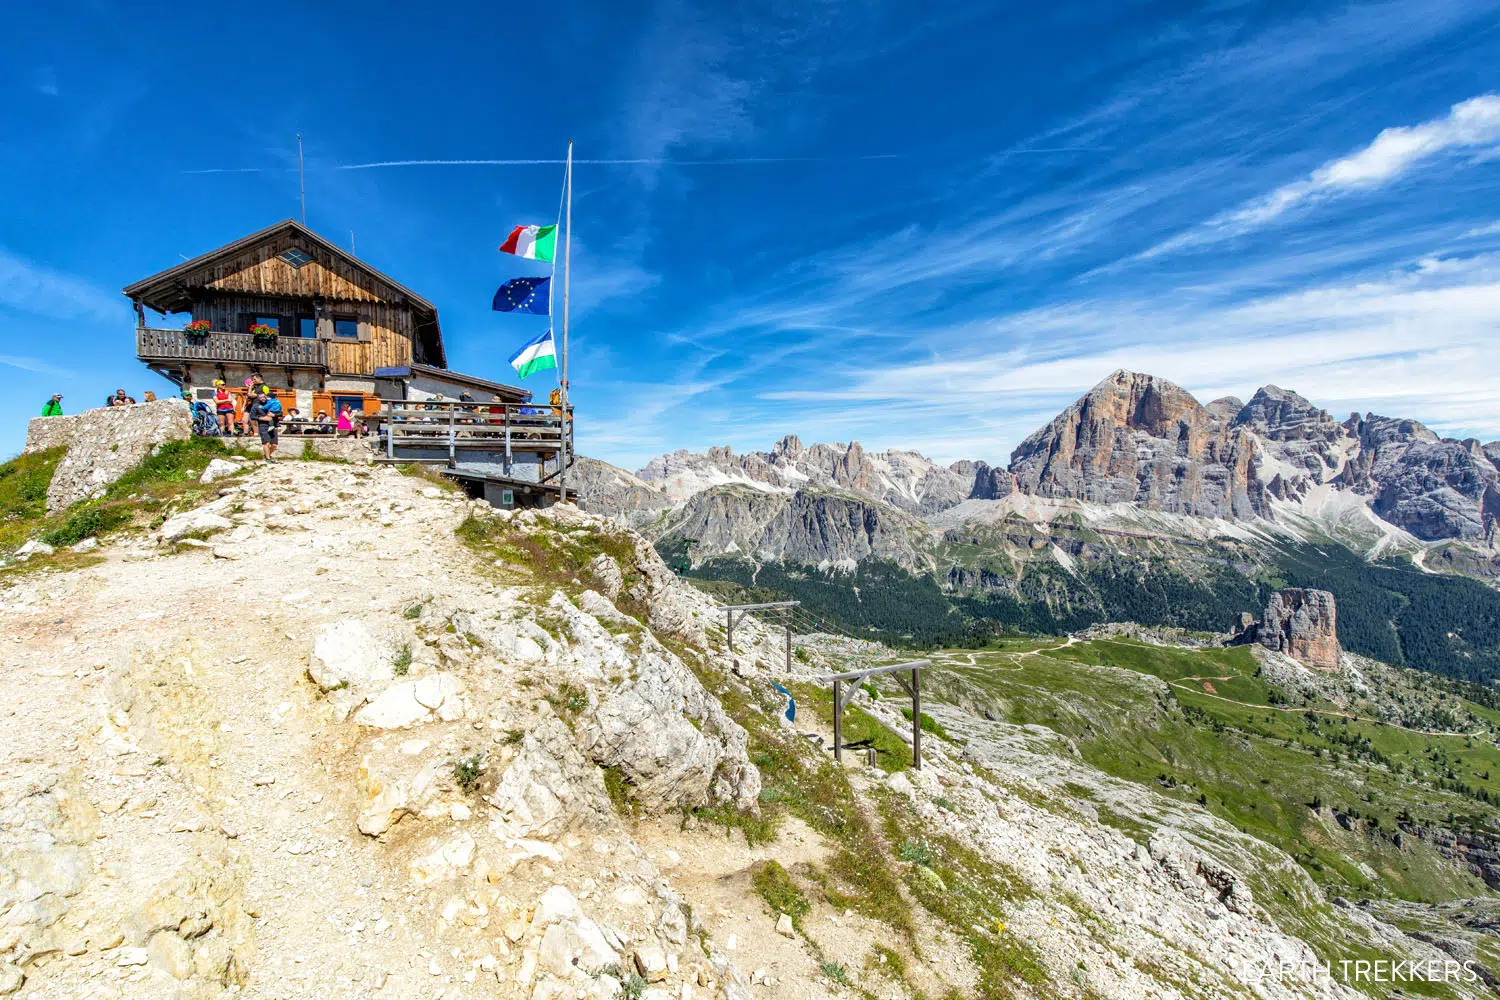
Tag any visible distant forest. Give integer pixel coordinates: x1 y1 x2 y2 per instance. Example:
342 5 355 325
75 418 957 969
674 543 1500 685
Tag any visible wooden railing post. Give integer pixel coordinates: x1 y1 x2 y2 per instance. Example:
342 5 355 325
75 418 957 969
833 679 843 763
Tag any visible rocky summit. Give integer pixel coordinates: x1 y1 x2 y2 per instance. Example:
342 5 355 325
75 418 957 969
4 425 1500 999
626 370 1500 548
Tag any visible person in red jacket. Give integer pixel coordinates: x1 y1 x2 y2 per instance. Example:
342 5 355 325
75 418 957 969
213 380 236 436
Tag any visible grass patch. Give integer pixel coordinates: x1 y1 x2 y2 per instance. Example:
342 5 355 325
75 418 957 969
879 794 1047 998
899 707 951 742
454 513 641 595
603 765 636 818
3 438 254 571
751 859 811 929
451 755 484 795
392 645 412 676
819 959 850 987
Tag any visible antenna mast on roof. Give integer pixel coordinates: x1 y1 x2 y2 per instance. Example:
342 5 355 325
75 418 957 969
297 132 306 225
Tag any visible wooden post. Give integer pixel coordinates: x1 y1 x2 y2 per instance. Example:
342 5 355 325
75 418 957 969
785 620 791 673
447 405 456 467
912 666 922 771
832 679 843 763
726 608 734 653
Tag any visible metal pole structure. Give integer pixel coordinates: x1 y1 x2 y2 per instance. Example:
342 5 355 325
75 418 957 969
912 665 922 771
726 608 734 653
558 141 572 505
785 618 792 673
832 679 843 763
297 132 306 225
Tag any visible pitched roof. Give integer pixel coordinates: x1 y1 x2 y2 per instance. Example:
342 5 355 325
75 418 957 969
122 219 438 316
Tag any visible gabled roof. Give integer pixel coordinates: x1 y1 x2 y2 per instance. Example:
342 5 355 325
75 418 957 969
122 219 438 316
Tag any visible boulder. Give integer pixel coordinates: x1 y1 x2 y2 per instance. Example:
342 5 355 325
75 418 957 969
578 635 760 812
354 674 465 729
355 750 446 837
489 717 612 839
587 553 624 599
13 539 54 560
308 620 391 692
158 509 233 543
198 458 239 484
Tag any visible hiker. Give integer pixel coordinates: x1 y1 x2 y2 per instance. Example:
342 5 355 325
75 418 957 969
213 381 235 436
314 410 332 433
143 391 157 403
106 388 128 407
41 394 63 416
249 389 281 461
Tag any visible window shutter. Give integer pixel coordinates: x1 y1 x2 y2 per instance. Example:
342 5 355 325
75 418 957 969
358 320 373 343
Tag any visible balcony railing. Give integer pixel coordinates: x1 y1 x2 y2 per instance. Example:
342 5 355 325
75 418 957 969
136 328 327 369
380 399 574 460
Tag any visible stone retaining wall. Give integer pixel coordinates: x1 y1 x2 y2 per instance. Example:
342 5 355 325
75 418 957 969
24 400 193 511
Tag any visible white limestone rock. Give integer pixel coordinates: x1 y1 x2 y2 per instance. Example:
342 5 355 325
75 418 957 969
198 458 240 484
354 674 465 729
158 509 234 542
308 620 392 692
489 716 611 839
577 634 760 812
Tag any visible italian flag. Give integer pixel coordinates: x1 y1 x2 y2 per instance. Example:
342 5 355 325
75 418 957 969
508 328 558 379
499 224 557 262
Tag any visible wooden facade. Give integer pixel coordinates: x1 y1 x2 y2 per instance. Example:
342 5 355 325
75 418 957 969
125 220 446 387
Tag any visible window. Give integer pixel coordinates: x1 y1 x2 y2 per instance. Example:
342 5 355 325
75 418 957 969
333 395 365 415
252 316 280 333
333 317 359 339
279 247 313 268
298 316 317 339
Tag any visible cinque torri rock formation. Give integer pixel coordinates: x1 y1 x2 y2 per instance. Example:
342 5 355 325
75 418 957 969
1234 588 1342 671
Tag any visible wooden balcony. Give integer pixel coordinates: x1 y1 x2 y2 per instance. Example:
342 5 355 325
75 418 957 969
136 327 327 369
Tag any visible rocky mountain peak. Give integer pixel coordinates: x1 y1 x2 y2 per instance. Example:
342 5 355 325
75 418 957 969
1232 385 1338 441
1008 370 1264 518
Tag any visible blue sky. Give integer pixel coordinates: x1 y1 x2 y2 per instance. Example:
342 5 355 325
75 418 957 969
2 0 1500 469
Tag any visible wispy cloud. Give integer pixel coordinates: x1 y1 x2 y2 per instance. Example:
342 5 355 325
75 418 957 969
0 247 122 322
1143 94 1500 258
0 354 73 377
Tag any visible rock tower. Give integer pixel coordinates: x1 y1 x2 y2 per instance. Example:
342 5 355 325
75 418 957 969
1231 588 1340 671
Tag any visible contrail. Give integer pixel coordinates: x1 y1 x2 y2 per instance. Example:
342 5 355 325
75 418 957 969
182 149 1102 175
336 154 907 170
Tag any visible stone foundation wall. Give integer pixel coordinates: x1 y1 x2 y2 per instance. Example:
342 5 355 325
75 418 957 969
24 400 193 511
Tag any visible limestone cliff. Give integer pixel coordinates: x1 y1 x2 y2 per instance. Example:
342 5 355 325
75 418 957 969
1008 370 1268 518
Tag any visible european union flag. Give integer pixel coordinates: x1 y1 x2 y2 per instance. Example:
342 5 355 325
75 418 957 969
492 276 551 315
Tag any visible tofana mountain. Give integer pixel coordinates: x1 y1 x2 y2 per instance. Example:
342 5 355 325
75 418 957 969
585 371 1500 682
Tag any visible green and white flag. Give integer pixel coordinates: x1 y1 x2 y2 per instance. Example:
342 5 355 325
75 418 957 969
508 328 557 379
499 225 557 262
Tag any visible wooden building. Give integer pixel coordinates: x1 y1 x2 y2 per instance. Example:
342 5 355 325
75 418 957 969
125 220 574 509
125 219 465 419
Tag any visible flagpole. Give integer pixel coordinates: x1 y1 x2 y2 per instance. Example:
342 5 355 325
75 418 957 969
559 140 573 505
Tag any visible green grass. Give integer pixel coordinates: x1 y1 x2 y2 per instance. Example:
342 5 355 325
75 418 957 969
949 638 1500 910
603 765 636 817
2 438 258 572
879 795 1047 998
451 755 484 795
392 645 412 676
751 859 810 929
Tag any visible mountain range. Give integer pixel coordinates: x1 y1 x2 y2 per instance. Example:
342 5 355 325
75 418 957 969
579 370 1500 680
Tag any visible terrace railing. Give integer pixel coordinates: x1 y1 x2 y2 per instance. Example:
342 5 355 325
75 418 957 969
136 328 327 369
379 399 574 465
